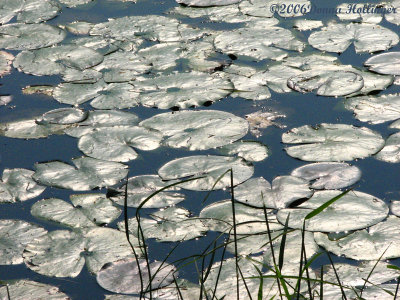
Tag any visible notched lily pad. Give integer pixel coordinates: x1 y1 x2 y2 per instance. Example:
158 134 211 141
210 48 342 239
364 51 400 75
0 118 68 139
375 132 400 163
0 279 70 299
282 123 385 161
36 108 88 125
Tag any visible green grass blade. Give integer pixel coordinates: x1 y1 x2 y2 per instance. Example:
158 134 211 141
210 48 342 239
320 265 323 300
173 274 184 300
326 251 347 300
254 264 264 300
202 169 231 204
229 168 240 300
305 189 351 220
278 213 290 271
394 276 400 300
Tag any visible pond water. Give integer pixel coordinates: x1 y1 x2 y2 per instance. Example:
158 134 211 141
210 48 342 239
1 0 400 299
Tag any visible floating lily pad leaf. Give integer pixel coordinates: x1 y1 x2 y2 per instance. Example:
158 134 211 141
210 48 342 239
218 141 268 162
105 296 141 300
58 0 93 7
0 0 24 24
23 227 141 277
385 0 400 25
263 230 318 267
138 42 182 71
347 70 393 97
90 16 183 43
200 199 282 234
61 68 103 84
31 194 121 228
0 279 70 300
375 132 400 163
0 0 60 24
78 126 162 162
176 0 241 6
245 110 286 137
140 110 248 150
235 176 312 209
0 118 68 139
97 258 176 294
345 94 400 124
364 51 400 75
134 72 232 109
225 232 280 255
0 220 47 265
150 279 201 300
64 110 140 138
65 21 94 35
308 22 399 53
391 200 400 216
225 71 271 100
158 155 254 191
93 51 151 82
171 5 251 23
361 284 399 300
52 80 104 106
0 51 14 77
68 36 121 56
33 157 128 191
288 69 364 97
239 0 310 18
36 108 88 125
282 123 385 162
314 215 400 260
293 19 323 31
119 207 208 242
0 23 66 50
0 95 12 105
0 168 46 203
184 37 222 72
110 175 185 208
214 27 304 60
291 162 361 189
277 190 388 232
336 3 382 23
390 118 400 129
14 45 103 76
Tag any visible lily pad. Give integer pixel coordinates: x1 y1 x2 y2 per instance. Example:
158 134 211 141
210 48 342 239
31 194 121 228
0 23 66 50
309 22 399 53
364 51 400 75
0 118 67 139
391 200 400 217
314 215 400 260
158 155 254 191
282 123 385 162
0 0 60 24
109 175 185 208
234 176 312 209
0 51 14 77
336 3 383 23
0 220 47 265
36 108 88 125
385 0 400 25
0 280 70 300
133 72 232 109
58 0 93 7
0 168 46 203
293 19 323 31
97 258 176 294
277 190 388 232
33 157 128 191
23 227 141 277
291 162 361 189
218 141 269 162
140 110 248 150
199 199 283 234
14 45 103 76
78 126 162 162
375 132 400 163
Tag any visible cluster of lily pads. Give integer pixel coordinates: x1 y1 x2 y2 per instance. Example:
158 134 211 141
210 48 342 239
1 0 400 298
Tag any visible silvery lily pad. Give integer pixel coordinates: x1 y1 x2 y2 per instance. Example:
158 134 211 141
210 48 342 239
0 51 14 77
0 280 70 299
31 194 121 228
58 0 93 7
97 258 176 294
0 168 46 203
0 23 66 50
14 45 103 76
119 207 208 242
78 126 162 162
64 110 140 138
23 227 141 277
36 108 88 125
277 190 388 232
137 42 182 71
293 19 323 31
282 123 385 162
245 110 286 137
0 118 67 139
171 5 244 23
176 0 241 6
345 94 400 124
0 220 47 265
234 176 312 209
364 51 400 75
158 155 254 191
309 22 399 53
291 162 361 189
65 21 94 35
385 0 400 25
336 3 382 23
214 27 304 60
375 132 400 163
134 72 232 109
140 110 248 150
391 200 400 216
0 95 12 105
0 0 60 24
33 157 128 191
314 215 400 260
287 69 364 97
199 199 283 234
218 141 269 162
109 175 185 208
